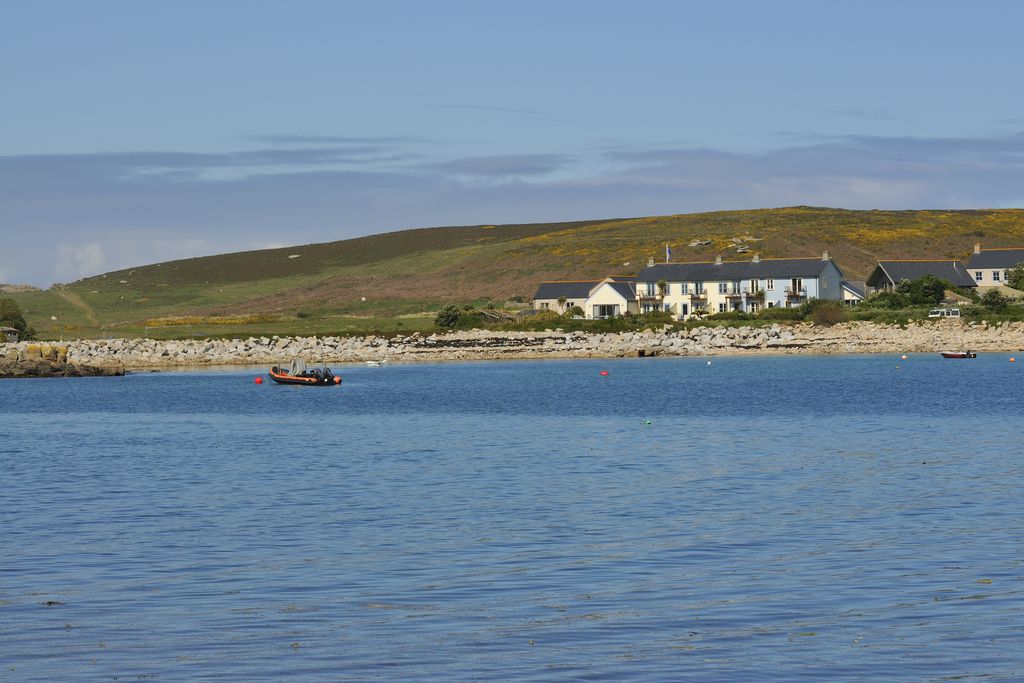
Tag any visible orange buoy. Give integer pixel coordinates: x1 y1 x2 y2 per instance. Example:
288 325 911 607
599 370 609 376
255 376 263 384
1011 357 1016 363
901 354 908 360
334 376 342 384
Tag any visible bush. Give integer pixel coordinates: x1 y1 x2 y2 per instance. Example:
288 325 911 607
563 305 584 318
757 306 804 321
706 310 753 321
434 304 462 328
1007 262 1024 291
862 291 909 309
803 299 848 326
980 289 1010 312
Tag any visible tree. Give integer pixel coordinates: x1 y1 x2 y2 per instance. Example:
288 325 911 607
557 296 567 311
1007 261 1024 291
980 289 1009 312
657 279 668 297
0 298 30 333
909 275 947 306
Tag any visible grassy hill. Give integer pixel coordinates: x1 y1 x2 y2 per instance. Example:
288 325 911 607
10 206 1024 338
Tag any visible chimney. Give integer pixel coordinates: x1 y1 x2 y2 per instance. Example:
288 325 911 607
974 242 982 254
647 257 655 267
715 255 722 265
822 250 830 261
752 253 760 263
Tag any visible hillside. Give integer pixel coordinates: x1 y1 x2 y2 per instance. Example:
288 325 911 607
9 207 1024 338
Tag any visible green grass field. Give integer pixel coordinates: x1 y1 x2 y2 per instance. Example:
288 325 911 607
8 206 1024 339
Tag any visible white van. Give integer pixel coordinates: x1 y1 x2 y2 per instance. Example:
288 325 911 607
928 308 961 318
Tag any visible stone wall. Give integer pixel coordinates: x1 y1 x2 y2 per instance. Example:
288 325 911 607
3 320 1022 370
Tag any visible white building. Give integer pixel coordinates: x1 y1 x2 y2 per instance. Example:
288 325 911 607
634 253 845 320
532 277 638 319
966 244 1024 287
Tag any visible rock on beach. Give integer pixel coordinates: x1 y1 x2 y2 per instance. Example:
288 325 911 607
3 320 1022 370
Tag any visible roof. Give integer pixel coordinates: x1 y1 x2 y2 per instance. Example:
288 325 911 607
966 248 1024 269
637 257 841 282
0 326 20 333
533 276 636 301
604 280 637 300
841 281 865 298
532 281 601 300
867 261 977 288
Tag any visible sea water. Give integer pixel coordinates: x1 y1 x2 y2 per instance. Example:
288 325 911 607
1 355 1022 681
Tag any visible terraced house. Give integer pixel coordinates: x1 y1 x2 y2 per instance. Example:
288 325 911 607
635 252 845 320
966 244 1024 287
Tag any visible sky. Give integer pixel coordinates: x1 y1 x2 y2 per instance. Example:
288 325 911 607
2 0 1024 287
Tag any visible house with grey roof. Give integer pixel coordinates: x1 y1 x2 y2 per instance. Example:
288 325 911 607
841 281 865 306
865 260 976 292
1 326 20 343
532 277 638 319
635 252 844 320
966 244 1024 288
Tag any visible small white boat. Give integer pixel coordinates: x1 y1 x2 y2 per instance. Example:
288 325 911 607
365 360 387 367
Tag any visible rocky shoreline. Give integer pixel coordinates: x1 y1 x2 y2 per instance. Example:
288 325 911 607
1 343 124 378
3 320 1023 371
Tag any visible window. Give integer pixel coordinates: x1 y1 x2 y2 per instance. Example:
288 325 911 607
976 271 983 282
718 282 728 294
718 303 726 312
540 302 549 310
645 283 656 296
681 303 689 316
993 271 1001 282
732 280 741 294
681 283 689 294
664 304 671 312
766 279 774 291
663 283 671 296
822 277 830 288
749 279 758 293
694 282 704 294
768 302 775 308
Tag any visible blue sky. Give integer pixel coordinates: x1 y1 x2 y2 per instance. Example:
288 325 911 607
2 1 1024 286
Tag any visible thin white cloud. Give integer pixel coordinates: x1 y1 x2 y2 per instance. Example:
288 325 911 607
4 130 1024 286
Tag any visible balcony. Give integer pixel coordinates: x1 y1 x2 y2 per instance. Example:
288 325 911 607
724 288 761 299
687 290 707 299
785 287 807 297
638 292 663 302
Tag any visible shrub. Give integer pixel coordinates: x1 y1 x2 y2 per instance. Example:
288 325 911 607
1007 262 1024 291
434 304 462 328
803 299 848 326
563 305 584 318
863 291 909 309
980 289 1010 312
706 310 753 321
757 306 804 321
